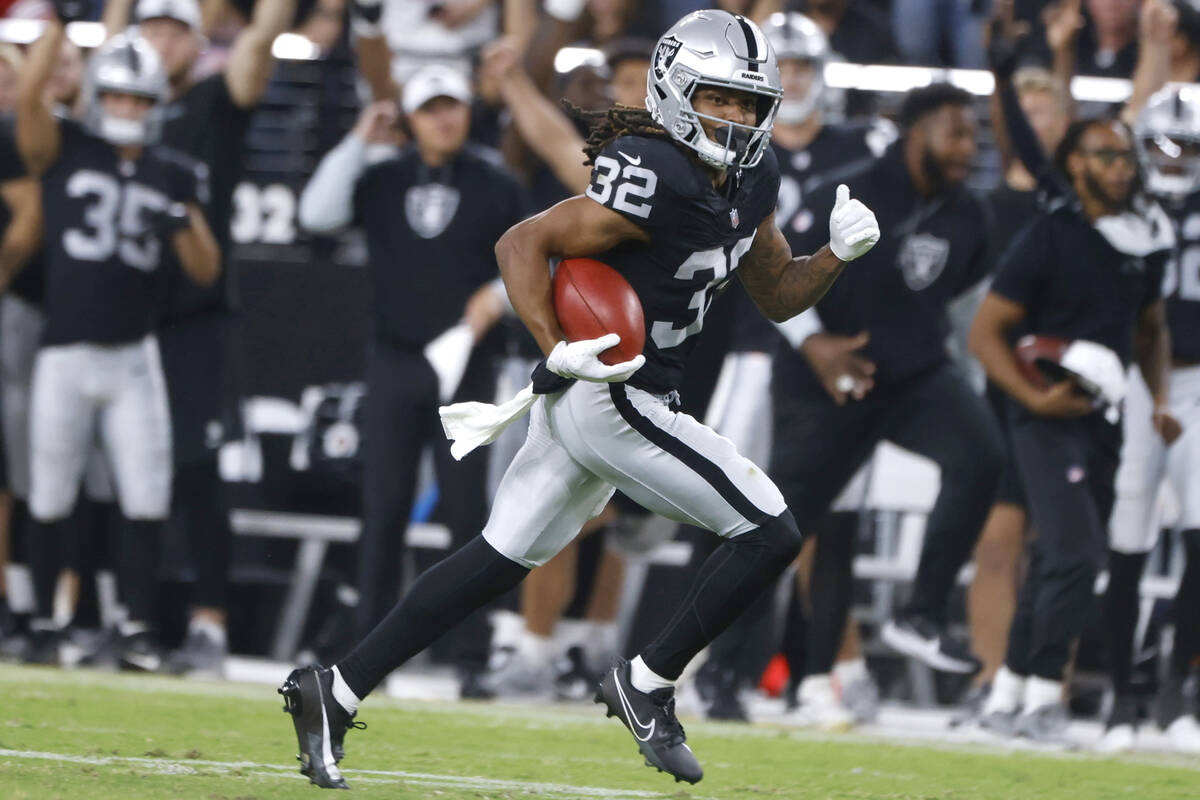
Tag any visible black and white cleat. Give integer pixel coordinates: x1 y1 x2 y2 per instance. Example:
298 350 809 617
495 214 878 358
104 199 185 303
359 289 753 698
594 659 703 785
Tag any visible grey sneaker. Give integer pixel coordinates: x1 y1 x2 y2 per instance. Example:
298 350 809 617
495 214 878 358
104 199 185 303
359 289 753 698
840 675 880 724
164 628 227 678
950 685 989 728
974 708 1019 739
1016 703 1073 745
479 650 553 697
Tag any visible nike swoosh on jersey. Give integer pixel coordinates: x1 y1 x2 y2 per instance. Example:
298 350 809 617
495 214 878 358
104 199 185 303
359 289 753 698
614 672 656 741
618 151 642 166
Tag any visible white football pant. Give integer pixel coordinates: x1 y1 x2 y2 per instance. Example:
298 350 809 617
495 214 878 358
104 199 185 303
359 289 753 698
29 336 172 522
1110 365 1200 553
483 379 787 568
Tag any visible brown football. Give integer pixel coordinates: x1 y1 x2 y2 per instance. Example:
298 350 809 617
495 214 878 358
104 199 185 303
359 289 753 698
1014 334 1072 389
552 257 646 366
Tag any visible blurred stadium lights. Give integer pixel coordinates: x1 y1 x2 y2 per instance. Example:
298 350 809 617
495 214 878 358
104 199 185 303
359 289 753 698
824 61 1136 104
554 46 606 75
0 19 321 60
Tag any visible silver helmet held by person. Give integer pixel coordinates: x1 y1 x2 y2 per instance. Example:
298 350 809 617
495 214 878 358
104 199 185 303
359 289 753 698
81 32 169 147
1134 85 1200 199
760 12 829 125
646 10 783 169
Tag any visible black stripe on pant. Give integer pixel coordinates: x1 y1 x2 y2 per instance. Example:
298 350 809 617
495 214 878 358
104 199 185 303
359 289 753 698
608 383 773 527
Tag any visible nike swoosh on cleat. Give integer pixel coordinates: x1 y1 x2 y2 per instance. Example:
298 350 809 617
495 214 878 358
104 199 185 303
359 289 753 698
612 671 656 742
314 675 345 784
618 151 641 166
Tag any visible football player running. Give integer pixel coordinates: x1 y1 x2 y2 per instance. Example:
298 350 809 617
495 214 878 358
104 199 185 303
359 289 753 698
15 7 218 669
280 10 879 788
1098 85 1200 755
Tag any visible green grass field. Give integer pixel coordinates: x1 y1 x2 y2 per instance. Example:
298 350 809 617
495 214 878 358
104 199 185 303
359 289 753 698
1 663 1197 800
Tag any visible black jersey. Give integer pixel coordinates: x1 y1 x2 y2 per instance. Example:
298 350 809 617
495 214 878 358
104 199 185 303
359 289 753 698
159 74 253 322
584 135 780 394
0 117 43 305
354 144 528 350
725 120 896 355
991 201 1168 366
1161 191 1200 363
41 119 207 347
780 141 991 387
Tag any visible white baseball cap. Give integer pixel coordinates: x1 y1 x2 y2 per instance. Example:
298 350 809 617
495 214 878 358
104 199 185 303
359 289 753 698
135 0 202 30
402 64 472 114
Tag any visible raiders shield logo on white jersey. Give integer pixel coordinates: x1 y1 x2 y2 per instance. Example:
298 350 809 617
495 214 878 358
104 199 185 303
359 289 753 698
898 233 950 291
405 183 460 239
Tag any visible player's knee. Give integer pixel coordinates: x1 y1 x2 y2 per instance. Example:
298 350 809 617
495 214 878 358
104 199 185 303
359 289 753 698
748 509 805 565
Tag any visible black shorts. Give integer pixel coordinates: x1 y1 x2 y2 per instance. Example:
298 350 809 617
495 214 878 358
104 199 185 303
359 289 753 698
158 313 243 465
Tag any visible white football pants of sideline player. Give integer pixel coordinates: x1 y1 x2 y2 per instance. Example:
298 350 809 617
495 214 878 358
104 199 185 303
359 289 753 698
483 378 787 569
1110 364 1200 553
29 335 172 522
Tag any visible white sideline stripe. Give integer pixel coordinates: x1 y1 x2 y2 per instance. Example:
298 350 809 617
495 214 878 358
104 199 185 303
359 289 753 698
0 748 672 798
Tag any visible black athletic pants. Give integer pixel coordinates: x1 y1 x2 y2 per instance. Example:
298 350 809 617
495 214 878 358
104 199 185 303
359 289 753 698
770 360 1003 676
1004 408 1119 681
355 338 493 669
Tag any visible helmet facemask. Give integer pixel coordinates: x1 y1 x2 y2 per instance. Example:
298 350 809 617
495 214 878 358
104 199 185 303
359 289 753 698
1138 131 1200 199
669 74 781 169
82 33 169 148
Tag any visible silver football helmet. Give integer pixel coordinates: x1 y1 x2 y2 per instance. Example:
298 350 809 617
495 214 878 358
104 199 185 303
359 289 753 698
1134 85 1200 199
760 12 828 125
646 10 782 170
81 32 169 147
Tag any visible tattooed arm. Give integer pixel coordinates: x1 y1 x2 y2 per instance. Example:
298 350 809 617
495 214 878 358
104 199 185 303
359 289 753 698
737 212 848 322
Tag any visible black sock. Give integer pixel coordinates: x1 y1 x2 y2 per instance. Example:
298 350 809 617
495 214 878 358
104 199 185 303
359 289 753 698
806 517 854 676
640 511 804 680
780 578 808 681
27 517 62 621
1105 549 1147 695
337 535 529 699
1172 530 1200 679
119 518 163 627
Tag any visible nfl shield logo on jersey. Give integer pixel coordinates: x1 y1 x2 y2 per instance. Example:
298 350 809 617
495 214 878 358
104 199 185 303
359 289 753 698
898 233 951 291
405 184 461 239
730 208 739 227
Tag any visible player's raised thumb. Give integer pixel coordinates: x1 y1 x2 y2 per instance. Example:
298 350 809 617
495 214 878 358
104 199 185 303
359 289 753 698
834 184 850 210
848 331 870 349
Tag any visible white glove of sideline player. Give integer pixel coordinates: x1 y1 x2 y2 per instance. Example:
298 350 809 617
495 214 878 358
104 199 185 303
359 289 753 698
828 184 880 262
546 334 645 383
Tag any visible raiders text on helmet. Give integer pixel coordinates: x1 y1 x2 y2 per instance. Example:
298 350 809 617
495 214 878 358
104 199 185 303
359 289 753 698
82 32 169 147
760 12 829 125
646 10 783 170
1135 85 1200 199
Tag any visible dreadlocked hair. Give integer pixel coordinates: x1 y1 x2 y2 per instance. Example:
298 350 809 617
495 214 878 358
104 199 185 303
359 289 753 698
563 100 674 166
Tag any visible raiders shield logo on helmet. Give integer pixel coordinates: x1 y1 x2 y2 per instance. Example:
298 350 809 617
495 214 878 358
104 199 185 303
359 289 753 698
653 35 683 81
898 233 951 291
405 183 461 239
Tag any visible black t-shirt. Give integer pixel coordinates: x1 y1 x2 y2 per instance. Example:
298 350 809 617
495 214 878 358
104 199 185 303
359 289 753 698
1150 192 1200 363
158 74 253 322
777 141 991 390
984 183 1040 273
0 117 44 305
41 120 208 346
827 3 900 65
991 202 1168 366
353 145 528 349
583 135 780 394
724 120 895 355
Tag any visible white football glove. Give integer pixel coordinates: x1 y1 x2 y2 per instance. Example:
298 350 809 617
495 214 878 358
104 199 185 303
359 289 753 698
546 334 645 383
828 184 880 262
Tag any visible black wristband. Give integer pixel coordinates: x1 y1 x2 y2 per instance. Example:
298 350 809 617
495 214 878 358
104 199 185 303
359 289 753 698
158 202 193 237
